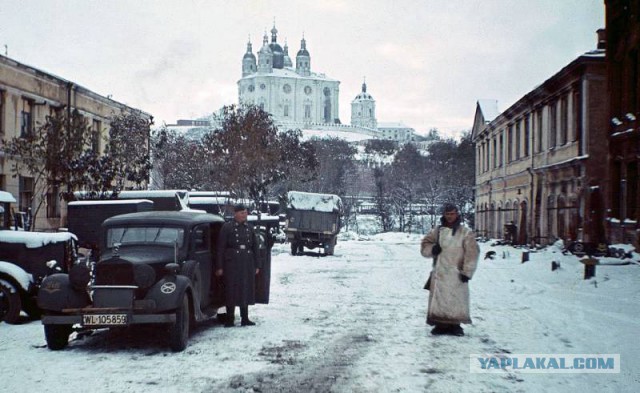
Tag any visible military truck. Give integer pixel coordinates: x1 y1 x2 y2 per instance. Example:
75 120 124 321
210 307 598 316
285 191 342 256
38 211 275 352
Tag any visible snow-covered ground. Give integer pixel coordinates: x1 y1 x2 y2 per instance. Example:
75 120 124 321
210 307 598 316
1 232 639 392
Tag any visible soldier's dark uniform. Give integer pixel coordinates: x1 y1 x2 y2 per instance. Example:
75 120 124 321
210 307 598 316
216 216 261 326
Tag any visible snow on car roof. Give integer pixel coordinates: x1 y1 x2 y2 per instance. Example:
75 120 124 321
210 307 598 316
0 231 77 248
286 191 342 213
68 199 153 206
0 191 17 203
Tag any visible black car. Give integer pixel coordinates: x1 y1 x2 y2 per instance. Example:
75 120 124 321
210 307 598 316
38 211 273 352
0 231 78 324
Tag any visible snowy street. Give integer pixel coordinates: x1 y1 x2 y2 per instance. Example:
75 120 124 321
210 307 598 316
1 233 639 392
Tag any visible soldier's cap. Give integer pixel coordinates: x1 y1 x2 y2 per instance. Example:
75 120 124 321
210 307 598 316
233 203 248 212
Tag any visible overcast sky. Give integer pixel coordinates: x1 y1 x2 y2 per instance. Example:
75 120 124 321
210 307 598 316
1 0 604 137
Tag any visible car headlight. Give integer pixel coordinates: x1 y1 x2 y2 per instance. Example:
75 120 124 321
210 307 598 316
133 264 156 289
69 264 91 290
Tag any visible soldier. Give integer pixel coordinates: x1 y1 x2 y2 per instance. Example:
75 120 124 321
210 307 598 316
216 203 261 327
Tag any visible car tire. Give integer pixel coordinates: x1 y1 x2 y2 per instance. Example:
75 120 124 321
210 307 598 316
168 294 190 352
44 323 72 350
0 280 22 324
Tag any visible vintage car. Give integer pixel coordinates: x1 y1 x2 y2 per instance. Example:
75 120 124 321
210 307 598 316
0 231 78 324
38 211 275 352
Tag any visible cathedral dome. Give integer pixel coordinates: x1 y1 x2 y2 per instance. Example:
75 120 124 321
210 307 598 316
270 25 284 69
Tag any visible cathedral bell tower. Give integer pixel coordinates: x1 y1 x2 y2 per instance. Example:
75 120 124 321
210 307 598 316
258 32 273 73
296 36 311 76
242 40 257 77
351 79 377 129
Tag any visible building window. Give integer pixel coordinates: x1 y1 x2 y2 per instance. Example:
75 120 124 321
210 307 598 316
304 104 311 119
560 95 568 145
0 90 4 135
536 109 543 152
18 176 34 213
20 98 34 137
493 137 497 169
46 186 61 218
91 119 102 153
507 126 513 162
284 105 289 117
515 122 521 160
549 101 557 149
499 132 504 167
524 115 530 157
572 89 581 142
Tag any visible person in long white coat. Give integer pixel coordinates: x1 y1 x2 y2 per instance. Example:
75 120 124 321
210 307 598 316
421 203 479 336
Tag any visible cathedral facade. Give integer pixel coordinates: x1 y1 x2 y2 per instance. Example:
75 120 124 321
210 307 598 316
238 25 341 128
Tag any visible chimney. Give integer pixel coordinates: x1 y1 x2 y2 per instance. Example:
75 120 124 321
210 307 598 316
597 28 606 50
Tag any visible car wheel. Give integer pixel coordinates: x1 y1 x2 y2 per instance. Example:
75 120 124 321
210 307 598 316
168 294 190 352
0 280 22 324
44 323 72 350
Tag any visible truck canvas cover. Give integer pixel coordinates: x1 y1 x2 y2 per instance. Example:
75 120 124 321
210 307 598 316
286 191 342 213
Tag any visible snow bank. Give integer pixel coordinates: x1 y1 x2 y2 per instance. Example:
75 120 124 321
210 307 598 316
287 191 342 213
0 231 77 248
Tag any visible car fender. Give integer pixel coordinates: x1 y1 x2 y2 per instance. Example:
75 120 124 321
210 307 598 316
0 261 33 292
37 274 91 312
145 275 192 313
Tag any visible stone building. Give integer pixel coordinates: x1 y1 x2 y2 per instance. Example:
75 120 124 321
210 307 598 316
605 0 640 245
0 54 150 231
472 36 608 245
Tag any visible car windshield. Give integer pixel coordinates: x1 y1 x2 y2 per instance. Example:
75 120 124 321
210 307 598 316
106 226 185 248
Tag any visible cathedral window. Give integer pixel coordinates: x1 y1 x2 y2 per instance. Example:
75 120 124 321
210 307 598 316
284 105 289 117
304 105 311 119
260 83 266 90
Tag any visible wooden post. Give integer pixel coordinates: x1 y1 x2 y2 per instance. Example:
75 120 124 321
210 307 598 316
581 257 598 279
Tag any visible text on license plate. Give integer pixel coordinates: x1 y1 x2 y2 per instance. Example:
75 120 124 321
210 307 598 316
82 314 128 326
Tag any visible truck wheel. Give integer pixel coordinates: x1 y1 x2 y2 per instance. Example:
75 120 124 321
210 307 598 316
44 323 72 350
298 244 304 254
0 281 22 324
291 241 298 256
168 294 190 352
326 244 335 256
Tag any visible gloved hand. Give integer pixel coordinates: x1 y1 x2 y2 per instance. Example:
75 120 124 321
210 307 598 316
432 244 442 257
459 273 470 283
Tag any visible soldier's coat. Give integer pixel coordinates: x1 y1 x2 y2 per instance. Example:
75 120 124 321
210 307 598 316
216 220 261 307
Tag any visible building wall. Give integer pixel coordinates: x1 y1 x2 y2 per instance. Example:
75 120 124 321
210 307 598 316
0 54 150 231
238 73 340 125
473 52 607 245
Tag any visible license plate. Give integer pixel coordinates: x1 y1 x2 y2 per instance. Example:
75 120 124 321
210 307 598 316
82 314 128 326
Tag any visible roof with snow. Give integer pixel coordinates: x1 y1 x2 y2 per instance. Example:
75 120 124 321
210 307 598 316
287 191 343 213
0 191 17 203
0 231 77 248
477 100 500 123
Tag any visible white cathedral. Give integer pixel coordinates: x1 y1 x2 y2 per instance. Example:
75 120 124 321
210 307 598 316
237 25 415 143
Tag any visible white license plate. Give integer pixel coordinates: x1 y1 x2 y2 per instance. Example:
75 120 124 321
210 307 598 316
82 314 128 326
